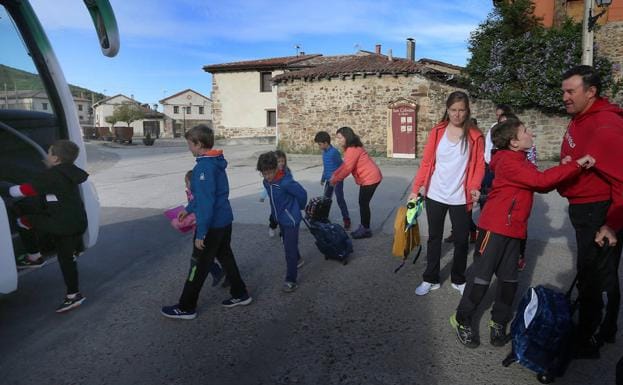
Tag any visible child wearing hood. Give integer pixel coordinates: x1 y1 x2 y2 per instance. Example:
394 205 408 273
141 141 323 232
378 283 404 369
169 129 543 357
161 125 252 320
257 151 307 293
9 140 89 313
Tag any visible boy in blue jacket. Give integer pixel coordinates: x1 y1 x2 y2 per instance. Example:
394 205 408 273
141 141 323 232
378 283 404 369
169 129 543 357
257 151 307 292
314 131 350 229
161 125 251 319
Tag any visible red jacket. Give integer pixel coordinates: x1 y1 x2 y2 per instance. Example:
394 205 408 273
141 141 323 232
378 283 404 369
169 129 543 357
558 98 623 231
412 121 485 210
330 146 382 186
479 150 582 239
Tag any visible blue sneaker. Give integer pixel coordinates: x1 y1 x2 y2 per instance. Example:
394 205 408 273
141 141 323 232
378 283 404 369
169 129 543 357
161 304 197 320
351 225 372 239
222 293 253 308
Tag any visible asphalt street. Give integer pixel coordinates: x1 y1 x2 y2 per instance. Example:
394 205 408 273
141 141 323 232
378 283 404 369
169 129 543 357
0 139 621 385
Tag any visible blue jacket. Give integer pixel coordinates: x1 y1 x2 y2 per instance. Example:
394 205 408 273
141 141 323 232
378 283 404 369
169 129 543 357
321 145 343 183
185 150 234 239
263 171 307 227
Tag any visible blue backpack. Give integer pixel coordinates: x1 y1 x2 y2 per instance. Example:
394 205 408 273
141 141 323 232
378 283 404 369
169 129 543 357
502 286 573 384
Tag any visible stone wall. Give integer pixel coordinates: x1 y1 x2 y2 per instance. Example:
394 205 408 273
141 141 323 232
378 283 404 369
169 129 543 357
597 21 623 105
277 75 572 160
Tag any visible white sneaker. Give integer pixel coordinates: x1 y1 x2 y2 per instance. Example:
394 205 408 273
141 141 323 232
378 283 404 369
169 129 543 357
451 283 466 295
268 228 276 238
415 281 441 296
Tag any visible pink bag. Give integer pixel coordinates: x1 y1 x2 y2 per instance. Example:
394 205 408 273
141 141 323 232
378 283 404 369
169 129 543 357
164 205 196 233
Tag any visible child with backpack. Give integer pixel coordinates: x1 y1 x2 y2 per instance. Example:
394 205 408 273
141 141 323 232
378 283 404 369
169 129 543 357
257 151 307 292
314 131 350 229
449 118 595 348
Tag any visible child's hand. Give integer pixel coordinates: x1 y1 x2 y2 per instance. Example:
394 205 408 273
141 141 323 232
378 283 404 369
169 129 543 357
576 155 595 169
561 155 572 165
470 189 481 202
194 238 205 250
177 209 188 221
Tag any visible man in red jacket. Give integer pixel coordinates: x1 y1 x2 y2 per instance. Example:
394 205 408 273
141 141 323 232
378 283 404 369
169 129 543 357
558 65 623 359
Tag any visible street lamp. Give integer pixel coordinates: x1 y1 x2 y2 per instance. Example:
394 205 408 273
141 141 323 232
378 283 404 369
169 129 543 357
581 0 613 65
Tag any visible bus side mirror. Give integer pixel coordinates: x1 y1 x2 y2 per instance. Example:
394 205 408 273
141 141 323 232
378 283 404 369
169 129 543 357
83 0 120 57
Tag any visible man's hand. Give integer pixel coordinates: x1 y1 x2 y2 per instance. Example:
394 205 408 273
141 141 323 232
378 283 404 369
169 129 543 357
470 189 481 202
194 238 205 250
595 225 617 247
177 209 188 221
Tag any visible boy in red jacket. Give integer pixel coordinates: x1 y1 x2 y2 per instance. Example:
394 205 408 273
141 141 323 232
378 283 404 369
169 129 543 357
449 119 595 348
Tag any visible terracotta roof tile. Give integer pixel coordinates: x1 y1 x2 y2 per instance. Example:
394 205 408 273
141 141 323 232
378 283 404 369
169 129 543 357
273 54 428 83
203 54 322 73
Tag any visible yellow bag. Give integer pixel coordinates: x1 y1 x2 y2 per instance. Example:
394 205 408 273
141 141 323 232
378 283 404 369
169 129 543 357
392 205 422 272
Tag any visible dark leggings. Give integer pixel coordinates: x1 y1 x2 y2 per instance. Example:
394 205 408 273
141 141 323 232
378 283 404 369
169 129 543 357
358 182 380 229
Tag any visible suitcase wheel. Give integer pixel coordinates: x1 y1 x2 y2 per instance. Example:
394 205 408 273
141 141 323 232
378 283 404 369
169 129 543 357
537 372 555 384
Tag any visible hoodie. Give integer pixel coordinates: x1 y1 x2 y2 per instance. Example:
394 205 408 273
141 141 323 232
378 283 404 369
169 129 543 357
263 170 307 227
479 149 581 239
185 150 234 240
558 97 623 231
11 163 88 235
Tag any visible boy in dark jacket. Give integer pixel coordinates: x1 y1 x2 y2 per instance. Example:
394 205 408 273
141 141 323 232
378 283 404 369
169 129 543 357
450 119 595 348
257 151 307 292
9 140 89 313
314 131 350 229
161 125 252 320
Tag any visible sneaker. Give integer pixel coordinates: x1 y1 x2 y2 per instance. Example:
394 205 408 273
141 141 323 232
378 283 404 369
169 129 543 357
268 228 276 238
444 233 454 243
451 283 466 295
16 255 46 269
56 293 86 313
343 218 351 230
297 258 305 269
489 320 511 347
161 304 197 320
222 293 253 308
282 281 298 293
351 225 372 239
469 231 478 243
450 313 480 348
517 257 526 272
415 281 441 296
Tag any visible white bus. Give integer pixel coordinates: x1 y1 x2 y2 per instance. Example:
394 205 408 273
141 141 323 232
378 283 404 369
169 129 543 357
0 0 119 293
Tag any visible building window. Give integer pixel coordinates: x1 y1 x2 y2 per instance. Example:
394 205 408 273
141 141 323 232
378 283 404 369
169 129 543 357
79 115 84 120
78 104 83 111
42 102 48 110
174 106 179 114
186 106 191 114
198 106 204 114
266 110 276 127
260 72 273 92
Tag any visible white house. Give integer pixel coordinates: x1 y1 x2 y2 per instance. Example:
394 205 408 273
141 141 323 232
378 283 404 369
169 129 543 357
93 94 165 138
0 90 92 128
159 89 212 137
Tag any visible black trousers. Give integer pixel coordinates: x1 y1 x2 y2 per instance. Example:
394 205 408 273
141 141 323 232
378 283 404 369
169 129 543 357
178 224 247 311
569 201 623 341
358 182 380 229
19 227 81 294
423 197 471 285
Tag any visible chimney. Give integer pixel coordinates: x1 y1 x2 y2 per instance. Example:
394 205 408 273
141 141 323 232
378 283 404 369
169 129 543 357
388 48 393 61
406 38 415 61
375 44 381 54
299 51 305 56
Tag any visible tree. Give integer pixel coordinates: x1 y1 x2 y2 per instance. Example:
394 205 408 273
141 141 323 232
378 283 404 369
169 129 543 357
466 0 612 111
112 102 145 127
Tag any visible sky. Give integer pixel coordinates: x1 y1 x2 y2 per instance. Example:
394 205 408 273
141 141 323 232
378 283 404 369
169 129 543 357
22 0 494 109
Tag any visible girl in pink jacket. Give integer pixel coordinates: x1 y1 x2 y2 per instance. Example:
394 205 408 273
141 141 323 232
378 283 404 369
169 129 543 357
330 126 382 239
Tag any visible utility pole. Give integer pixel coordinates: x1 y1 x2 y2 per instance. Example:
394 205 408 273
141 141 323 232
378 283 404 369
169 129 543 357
581 0 594 65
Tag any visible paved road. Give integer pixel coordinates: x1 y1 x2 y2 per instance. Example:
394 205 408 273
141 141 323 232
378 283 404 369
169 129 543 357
0 139 621 385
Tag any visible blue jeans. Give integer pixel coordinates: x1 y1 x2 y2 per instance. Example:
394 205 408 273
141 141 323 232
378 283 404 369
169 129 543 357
281 224 300 283
324 182 349 220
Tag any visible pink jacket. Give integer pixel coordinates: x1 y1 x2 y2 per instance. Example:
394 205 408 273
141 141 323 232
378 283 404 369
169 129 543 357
412 121 485 211
330 146 382 186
